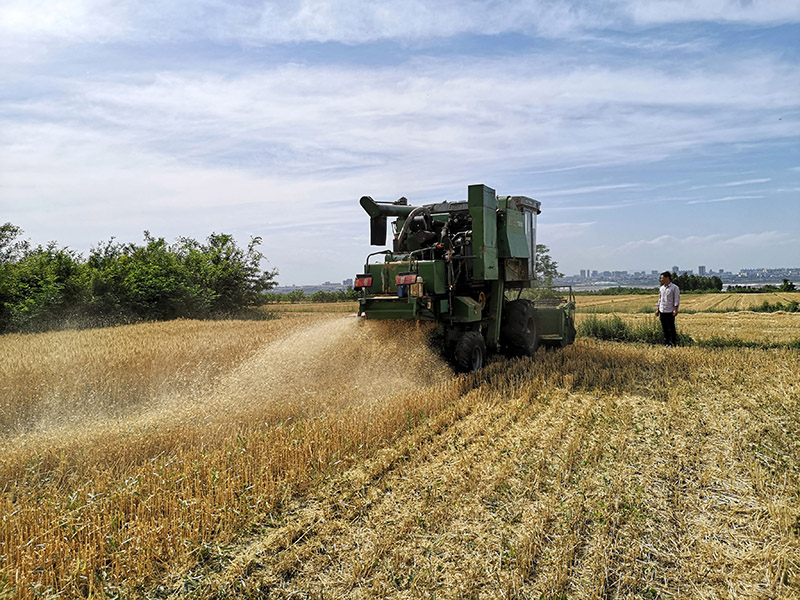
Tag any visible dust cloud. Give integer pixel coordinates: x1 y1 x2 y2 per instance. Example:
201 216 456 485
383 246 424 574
202 317 452 422
4 317 453 448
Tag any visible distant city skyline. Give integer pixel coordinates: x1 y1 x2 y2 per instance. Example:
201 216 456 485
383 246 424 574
563 265 800 286
274 265 799 291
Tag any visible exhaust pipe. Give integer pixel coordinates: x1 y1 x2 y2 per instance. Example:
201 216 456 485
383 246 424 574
359 196 415 246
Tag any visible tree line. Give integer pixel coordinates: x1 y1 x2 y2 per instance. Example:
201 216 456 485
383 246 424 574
264 289 360 303
0 223 278 333
669 272 723 292
726 279 796 293
578 272 724 296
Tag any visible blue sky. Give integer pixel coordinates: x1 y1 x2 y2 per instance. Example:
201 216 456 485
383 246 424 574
1 0 798 284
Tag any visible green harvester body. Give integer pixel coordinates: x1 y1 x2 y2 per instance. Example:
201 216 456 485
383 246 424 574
355 184 576 371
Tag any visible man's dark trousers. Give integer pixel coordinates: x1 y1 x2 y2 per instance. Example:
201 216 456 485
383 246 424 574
659 312 677 346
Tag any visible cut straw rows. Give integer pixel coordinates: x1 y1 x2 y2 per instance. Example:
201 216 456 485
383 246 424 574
162 343 799 599
0 317 798 598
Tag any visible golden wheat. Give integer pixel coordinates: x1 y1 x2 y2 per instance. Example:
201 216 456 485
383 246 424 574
1 314 798 599
576 310 800 343
576 291 800 313
0 315 453 598
267 301 359 314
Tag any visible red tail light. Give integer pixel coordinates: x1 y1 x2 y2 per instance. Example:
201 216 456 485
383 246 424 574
354 274 373 290
396 273 417 285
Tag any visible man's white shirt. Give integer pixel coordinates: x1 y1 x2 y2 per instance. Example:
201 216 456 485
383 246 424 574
658 282 680 313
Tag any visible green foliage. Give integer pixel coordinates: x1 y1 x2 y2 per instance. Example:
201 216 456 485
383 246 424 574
578 315 693 346
0 223 29 263
576 287 658 296
670 272 722 292
0 240 87 332
578 314 800 349
307 289 359 303
579 315 631 342
576 286 729 296
726 280 797 293
534 244 563 286
0 225 278 333
750 300 799 313
286 289 306 303
264 288 359 303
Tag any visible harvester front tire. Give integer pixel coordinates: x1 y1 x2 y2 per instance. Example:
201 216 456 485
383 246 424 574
454 331 486 373
500 299 539 356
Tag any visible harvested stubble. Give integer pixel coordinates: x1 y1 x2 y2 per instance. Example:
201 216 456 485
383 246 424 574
190 343 799 600
576 311 800 344
1 317 799 599
576 291 800 314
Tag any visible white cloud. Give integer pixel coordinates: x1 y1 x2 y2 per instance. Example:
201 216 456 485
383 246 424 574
687 195 765 205
689 178 772 190
12 53 795 181
546 200 647 211
2 3 798 281
722 231 797 248
628 0 800 26
616 231 797 250
538 184 641 197
0 0 128 41
539 221 597 241
244 0 614 44
0 1 613 47
3 0 798 51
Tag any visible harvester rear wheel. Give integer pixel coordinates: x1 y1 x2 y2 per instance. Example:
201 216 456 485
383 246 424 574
500 299 539 356
454 331 486 372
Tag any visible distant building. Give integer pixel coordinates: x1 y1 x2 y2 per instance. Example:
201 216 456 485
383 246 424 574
557 265 797 288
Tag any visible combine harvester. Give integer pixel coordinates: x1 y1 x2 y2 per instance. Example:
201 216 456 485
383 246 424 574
354 184 576 371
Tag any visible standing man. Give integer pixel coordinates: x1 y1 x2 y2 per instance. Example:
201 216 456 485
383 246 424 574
656 271 680 346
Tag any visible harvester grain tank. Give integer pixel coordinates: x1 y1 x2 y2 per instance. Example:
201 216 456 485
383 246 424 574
354 184 576 371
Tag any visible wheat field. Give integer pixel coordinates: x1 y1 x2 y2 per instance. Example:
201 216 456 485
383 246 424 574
266 292 800 316
575 311 800 344
575 291 800 313
1 307 798 598
268 302 360 314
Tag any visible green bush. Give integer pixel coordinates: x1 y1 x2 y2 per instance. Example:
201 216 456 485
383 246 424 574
0 224 278 333
750 300 799 313
670 272 723 292
0 240 88 332
628 319 668 345
264 289 358 303
578 314 693 346
578 315 631 342
578 314 799 349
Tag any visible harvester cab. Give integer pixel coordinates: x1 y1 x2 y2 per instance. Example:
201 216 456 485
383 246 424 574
355 184 575 371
